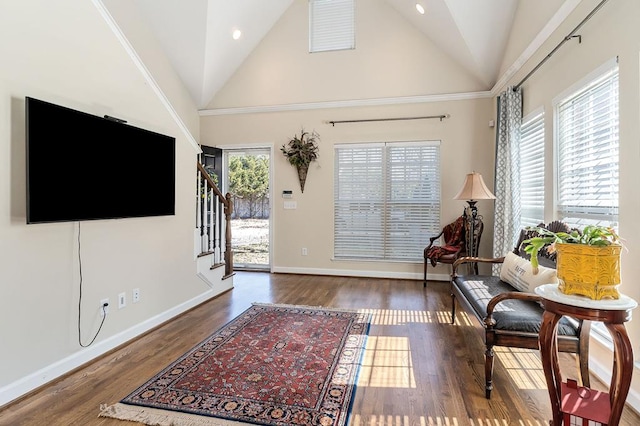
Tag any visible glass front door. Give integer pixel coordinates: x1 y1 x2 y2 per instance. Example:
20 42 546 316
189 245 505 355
224 148 271 271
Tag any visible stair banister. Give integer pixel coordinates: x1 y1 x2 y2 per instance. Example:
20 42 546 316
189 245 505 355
196 161 233 277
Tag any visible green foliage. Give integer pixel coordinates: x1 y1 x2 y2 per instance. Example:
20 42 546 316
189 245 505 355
228 155 269 217
204 165 219 186
199 166 219 200
280 129 319 167
522 225 621 271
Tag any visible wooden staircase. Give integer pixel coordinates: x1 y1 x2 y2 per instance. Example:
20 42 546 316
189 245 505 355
196 160 234 288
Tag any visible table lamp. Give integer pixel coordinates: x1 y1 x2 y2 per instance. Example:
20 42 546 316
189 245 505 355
454 172 495 217
453 172 496 258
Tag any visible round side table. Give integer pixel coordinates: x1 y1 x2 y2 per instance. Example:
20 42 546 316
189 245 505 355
535 284 637 426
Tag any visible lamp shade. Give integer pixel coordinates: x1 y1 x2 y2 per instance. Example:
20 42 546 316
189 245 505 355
453 172 496 201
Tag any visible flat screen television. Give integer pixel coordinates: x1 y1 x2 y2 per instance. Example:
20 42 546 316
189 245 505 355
26 97 176 224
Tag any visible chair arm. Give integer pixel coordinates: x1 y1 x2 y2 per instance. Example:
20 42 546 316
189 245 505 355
424 229 446 251
484 291 542 328
452 256 505 277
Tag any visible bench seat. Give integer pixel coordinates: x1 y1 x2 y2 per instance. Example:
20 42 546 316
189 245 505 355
450 257 591 399
454 274 580 336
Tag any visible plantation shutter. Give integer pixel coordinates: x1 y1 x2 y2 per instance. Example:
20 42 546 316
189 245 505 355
556 63 619 226
334 144 385 259
309 0 355 53
334 141 440 262
519 109 545 227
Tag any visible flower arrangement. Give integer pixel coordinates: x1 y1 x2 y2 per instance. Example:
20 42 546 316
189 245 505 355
522 225 621 273
280 129 319 168
281 129 319 193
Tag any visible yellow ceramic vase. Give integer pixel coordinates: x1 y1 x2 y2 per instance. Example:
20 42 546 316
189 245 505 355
556 243 622 300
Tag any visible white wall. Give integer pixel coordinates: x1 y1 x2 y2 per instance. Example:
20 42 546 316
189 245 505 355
202 100 495 279
498 0 640 412
206 0 486 109
102 0 201 139
0 0 210 406
200 0 496 279
497 0 578 78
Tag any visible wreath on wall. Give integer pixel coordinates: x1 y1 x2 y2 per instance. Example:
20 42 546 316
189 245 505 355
280 129 319 193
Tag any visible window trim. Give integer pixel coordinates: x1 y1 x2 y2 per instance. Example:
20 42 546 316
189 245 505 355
552 57 619 227
333 140 441 263
309 0 355 53
551 58 620 345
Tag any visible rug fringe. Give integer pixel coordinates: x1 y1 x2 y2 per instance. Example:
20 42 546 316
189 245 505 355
99 403 247 426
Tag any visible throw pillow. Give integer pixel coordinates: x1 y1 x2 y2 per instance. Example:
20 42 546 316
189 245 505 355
499 252 558 293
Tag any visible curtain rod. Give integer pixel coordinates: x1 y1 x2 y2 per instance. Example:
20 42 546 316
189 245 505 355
514 0 610 91
327 114 449 126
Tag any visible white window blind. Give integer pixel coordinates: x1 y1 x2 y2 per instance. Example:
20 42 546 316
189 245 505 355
519 109 545 227
334 141 440 262
309 0 355 53
555 62 619 227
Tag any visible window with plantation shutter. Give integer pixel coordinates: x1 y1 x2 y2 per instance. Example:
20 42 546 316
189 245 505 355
519 108 545 227
309 0 355 53
334 141 440 262
554 60 619 228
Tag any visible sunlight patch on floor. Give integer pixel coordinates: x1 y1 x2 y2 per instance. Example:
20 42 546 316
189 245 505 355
349 415 546 426
357 308 471 326
494 347 547 390
350 414 460 425
451 310 473 326
468 419 545 426
357 336 416 388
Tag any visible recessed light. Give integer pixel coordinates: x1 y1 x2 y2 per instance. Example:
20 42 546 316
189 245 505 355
415 3 425 14
232 29 242 40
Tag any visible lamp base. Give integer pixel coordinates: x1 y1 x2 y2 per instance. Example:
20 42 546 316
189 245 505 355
461 200 483 273
463 200 478 221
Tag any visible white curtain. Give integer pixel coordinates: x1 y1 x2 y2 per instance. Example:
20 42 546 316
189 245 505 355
492 87 522 274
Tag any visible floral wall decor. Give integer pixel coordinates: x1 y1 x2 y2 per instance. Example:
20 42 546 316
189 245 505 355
280 129 319 193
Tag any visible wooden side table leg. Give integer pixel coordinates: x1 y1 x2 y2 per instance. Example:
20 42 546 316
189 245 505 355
605 323 634 425
540 310 563 425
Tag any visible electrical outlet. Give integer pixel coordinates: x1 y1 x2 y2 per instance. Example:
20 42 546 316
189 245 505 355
302 247 308 256
132 288 140 303
100 298 110 317
118 292 126 309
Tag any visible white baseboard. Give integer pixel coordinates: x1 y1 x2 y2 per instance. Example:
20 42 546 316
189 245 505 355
589 357 640 415
0 284 231 408
271 266 450 282
588 333 640 415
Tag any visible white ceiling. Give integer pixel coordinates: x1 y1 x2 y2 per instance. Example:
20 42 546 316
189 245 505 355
130 0 566 109
386 0 518 88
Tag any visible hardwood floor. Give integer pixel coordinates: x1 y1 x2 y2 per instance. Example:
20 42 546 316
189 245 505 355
1 272 639 425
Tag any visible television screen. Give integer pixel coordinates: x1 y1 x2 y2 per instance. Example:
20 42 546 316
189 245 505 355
26 97 176 224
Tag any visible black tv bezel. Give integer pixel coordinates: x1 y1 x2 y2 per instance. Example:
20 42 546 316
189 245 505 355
25 97 176 224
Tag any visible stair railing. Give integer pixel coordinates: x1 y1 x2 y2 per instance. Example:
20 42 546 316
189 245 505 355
196 161 233 277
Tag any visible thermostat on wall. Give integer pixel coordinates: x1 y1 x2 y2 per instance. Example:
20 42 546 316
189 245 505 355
282 190 293 199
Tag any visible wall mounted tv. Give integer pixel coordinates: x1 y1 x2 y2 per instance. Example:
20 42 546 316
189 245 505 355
26 97 176 224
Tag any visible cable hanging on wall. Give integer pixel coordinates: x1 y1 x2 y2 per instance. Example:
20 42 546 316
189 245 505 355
327 114 449 126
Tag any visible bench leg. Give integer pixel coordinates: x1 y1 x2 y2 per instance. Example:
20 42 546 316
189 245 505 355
423 260 427 288
450 294 456 324
485 345 494 399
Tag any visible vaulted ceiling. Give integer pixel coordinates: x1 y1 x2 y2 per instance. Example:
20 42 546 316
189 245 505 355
127 0 575 109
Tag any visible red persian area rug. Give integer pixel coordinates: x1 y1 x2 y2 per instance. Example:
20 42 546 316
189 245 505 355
100 303 371 426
